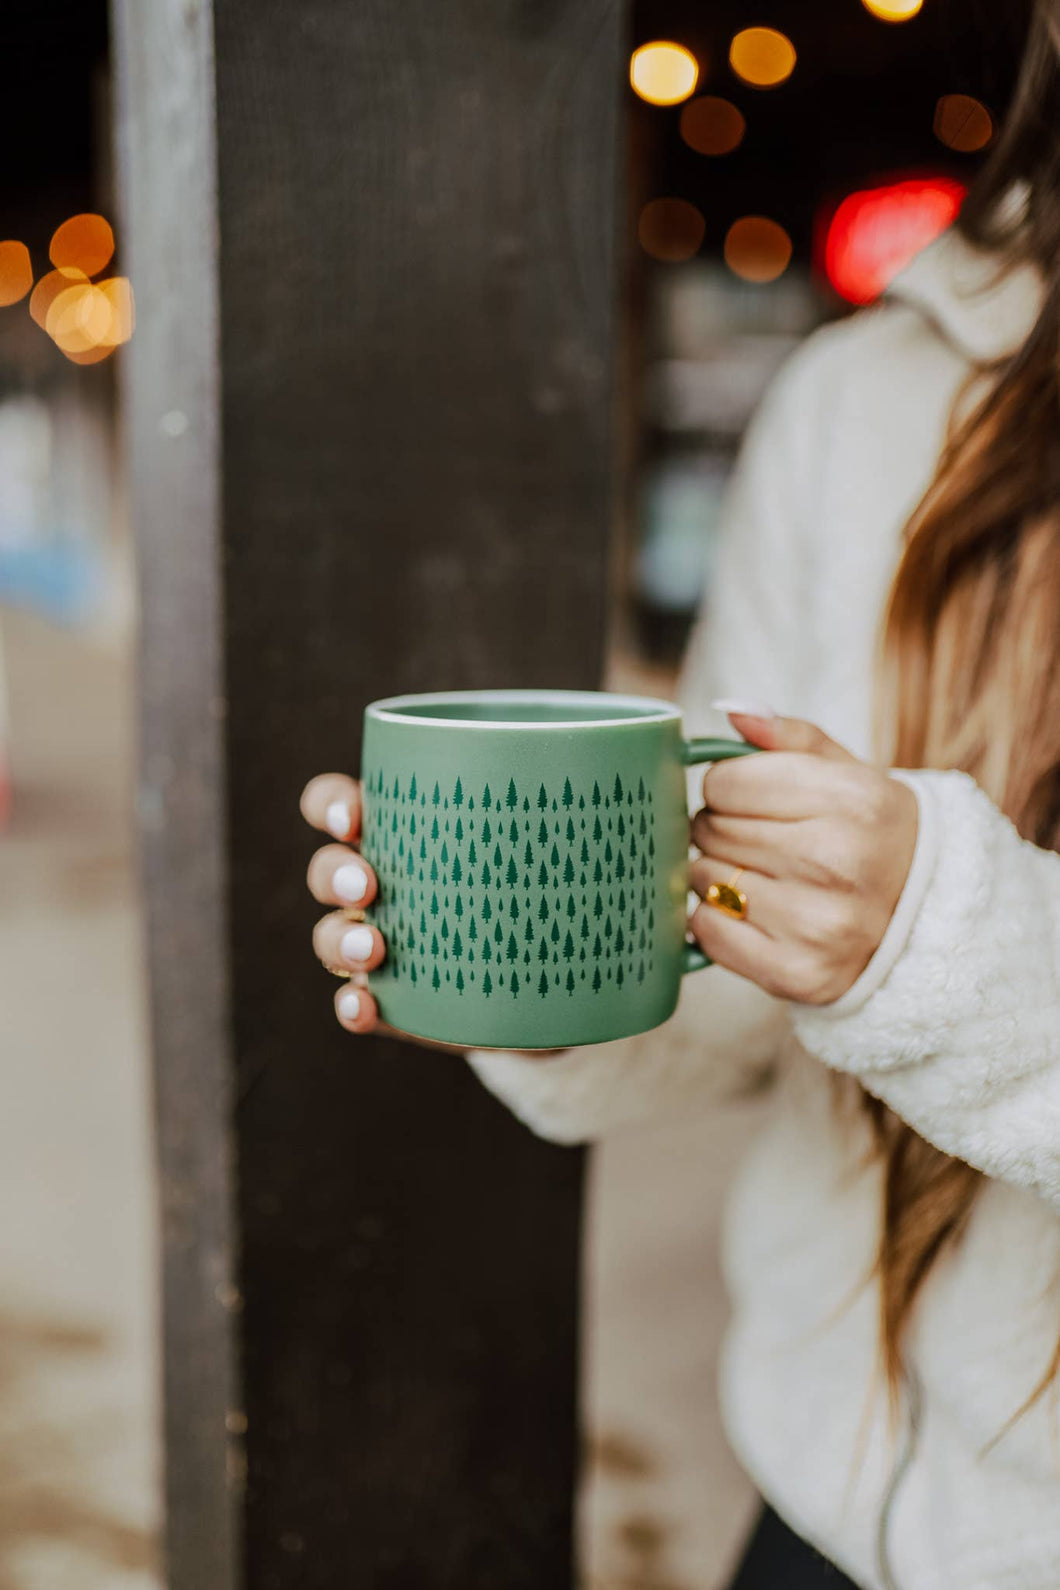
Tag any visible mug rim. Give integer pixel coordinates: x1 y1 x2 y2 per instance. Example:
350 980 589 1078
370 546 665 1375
366 688 681 729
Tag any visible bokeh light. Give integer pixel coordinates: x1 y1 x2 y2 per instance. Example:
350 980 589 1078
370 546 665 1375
630 41 699 106
47 283 114 355
638 198 706 263
49 213 115 279
30 267 88 330
822 177 966 304
0 241 33 307
934 93 993 152
94 277 135 346
680 96 746 156
729 28 796 89
724 216 793 282
861 0 923 19
62 345 115 366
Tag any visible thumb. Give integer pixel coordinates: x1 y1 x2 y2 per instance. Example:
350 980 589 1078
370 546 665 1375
712 700 855 762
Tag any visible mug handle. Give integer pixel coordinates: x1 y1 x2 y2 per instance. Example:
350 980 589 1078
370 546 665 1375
679 736 760 974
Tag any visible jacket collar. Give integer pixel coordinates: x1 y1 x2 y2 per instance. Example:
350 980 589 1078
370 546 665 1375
885 223 1043 364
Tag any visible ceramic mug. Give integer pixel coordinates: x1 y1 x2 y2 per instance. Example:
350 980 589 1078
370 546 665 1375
359 689 755 1050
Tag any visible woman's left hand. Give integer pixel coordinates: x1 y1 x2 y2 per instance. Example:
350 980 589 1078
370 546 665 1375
689 708 919 1006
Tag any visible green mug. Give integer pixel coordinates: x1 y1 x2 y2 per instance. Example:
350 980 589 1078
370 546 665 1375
359 689 755 1050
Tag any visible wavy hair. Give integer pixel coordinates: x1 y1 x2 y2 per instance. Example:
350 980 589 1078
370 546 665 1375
868 0 1060 1400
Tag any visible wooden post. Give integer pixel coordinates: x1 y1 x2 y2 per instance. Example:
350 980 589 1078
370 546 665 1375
115 0 625 1583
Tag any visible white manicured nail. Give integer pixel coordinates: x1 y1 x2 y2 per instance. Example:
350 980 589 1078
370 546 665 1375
325 800 352 838
337 989 361 1022
711 697 777 719
341 925 375 962
333 863 369 903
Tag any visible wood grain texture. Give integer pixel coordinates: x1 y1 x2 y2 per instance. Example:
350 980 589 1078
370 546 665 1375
214 1 623 1585
111 0 240 1586
119 0 624 1581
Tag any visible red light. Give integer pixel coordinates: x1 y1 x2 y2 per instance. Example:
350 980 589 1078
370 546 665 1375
821 177 966 305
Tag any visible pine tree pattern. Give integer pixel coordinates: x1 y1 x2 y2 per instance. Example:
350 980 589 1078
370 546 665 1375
362 768 657 1000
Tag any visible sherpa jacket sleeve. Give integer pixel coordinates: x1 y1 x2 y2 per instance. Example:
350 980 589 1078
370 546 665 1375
462 341 833 1144
788 767 1060 1212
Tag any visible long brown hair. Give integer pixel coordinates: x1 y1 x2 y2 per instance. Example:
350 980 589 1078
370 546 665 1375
869 0 1060 1392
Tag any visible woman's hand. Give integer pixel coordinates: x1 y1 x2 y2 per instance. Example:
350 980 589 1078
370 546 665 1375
301 772 466 1050
301 772 388 1033
689 709 919 1006
302 773 568 1056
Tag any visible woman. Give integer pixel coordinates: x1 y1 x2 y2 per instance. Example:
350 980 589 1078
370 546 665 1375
301 7 1060 1586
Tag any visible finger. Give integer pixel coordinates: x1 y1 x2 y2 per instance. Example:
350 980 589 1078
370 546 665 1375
702 751 866 819
313 909 387 973
306 843 378 908
689 854 785 937
333 981 381 1033
690 809 788 879
687 897 803 1000
720 711 856 762
300 774 363 842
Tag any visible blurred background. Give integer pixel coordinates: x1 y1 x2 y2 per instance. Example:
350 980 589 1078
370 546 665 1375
0 1 1023 1586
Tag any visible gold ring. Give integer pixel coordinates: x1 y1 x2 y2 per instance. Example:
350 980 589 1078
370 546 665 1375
705 868 749 920
340 907 367 923
323 962 353 980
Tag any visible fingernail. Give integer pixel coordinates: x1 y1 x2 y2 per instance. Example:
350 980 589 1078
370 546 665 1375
711 697 777 719
333 863 369 903
337 989 361 1022
341 924 375 963
325 800 352 839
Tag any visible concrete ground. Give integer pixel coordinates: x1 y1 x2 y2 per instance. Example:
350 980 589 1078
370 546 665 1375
0 607 160 1589
0 606 758 1590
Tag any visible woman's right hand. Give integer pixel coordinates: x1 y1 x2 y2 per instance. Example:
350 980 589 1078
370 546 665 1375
301 772 470 1052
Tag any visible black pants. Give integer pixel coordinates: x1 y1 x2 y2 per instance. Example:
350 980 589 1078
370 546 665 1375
727 1505 862 1589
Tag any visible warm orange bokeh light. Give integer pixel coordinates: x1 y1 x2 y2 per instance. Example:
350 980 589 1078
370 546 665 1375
49 213 115 279
729 28 796 89
62 344 114 366
46 283 113 354
680 96 746 156
934 93 993 152
94 277 135 346
630 41 699 106
29 267 88 330
0 241 34 306
724 216 793 282
638 198 706 263
862 0 922 19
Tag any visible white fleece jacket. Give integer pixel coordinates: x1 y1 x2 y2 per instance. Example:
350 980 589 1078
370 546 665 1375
465 228 1060 1590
